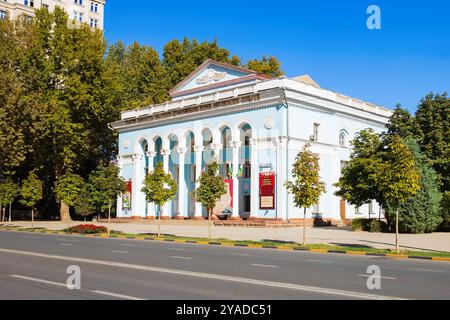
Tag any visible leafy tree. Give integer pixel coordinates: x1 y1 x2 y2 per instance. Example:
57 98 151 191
246 56 284 78
89 164 125 235
74 184 96 221
0 178 20 222
54 173 85 222
285 144 326 246
142 162 177 237
19 172 43 231
387 104 415 138
384 138 442 233
376 135 421 252
414 92 450 193
193 161 227 239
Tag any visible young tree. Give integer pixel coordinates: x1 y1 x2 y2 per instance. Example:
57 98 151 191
285 144 326 246
376 135 421 252
89 164 125 235
141 162 177 237
74 184 96 222
19 172 43 231
0 178 20 222
54 173 85 223
384 138 442 233
193 161 227 240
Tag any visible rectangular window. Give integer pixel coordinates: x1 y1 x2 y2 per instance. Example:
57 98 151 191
73 11 83 22
74 0 83 5
90 2 98 12
313 123 320 142
90 18 97 28
0 10 6 20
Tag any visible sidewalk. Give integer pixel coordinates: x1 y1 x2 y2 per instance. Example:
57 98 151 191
2 220 450 253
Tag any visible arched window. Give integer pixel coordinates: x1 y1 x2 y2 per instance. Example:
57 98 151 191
339 131 347 147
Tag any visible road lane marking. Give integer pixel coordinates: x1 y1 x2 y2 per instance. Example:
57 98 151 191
231 253 251 257
170 256 192 260
119 244 135 247
92 290 145 300
307 259 333 264
168 248 186 252
250 264 278 268
60 243 74 246
11 275 67 288
57 239 79 243
0 248 407 300
358 274 397 280
110 250 128 254
409 268 443 273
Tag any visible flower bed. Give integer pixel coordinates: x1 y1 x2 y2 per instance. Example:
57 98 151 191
65 224 108 235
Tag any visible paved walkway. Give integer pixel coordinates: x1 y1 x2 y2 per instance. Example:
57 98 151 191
2 220 450 252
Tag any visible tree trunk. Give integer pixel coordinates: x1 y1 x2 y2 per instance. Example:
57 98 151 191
9 203 12 223
0 202 3 222
395 207 400 253
107 203 111 236
60 201 72 223
157 206 161 238
303 207 307 246
208 208 212 240
31 208 34 232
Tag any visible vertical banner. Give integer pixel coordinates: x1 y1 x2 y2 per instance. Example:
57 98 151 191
122 181 132 212
259 172 275 210
214 179 233 214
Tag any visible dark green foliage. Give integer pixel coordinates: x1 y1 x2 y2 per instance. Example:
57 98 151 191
54 173 84 207
74 184 96 218
88 164 125 212
141 162 177 212
387 104 415 138
193 161 227 213
384 138 443 233
351 218 387 233
19 172 43 209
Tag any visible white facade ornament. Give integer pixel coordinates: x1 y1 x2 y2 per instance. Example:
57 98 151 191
196 69 226 85
123 139 130 149
264 117 275 130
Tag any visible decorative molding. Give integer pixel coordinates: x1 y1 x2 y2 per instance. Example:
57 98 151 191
196 69 226 85
176 147 188 155
161 149 171 157
230 141 242 149
194 145 205 153
145 151 156 158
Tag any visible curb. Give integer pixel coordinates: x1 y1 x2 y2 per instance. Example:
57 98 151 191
1 227 449 263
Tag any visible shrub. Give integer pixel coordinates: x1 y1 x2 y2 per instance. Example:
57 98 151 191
65 224 107 234
352 219 368 232
368 219 387 233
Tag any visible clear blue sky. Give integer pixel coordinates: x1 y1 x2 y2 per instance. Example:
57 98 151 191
104 0 450 113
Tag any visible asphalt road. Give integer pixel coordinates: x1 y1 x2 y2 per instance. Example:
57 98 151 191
0 230 449 300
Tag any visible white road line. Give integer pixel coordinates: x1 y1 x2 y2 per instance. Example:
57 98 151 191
11 275 67 288
0 248 407 300
60 243 74 246
170 256 192 260
250 264 278 268
168 248 185 252
307 259 333 264
110 250 128 254
358 274 397 280
92 290 145 300
231 253 250 257
119 244 135 247
409 268 443 273
57 239 79 243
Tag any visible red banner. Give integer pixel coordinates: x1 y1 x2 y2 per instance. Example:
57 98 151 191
224 179 233 208
259 172 275 210
122 180 132 210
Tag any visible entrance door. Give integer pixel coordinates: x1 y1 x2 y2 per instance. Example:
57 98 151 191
340 199 346 220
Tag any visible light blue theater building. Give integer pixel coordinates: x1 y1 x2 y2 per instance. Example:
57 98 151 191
110 60 392 223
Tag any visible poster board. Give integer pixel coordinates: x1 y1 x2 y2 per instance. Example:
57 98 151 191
259 172 275 210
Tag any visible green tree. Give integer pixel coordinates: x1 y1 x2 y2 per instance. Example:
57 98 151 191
376 135 421 252
74 184 96 222
193 161 227 239
54 173 85 222
0 178 20 222
414 92 450 193
142 162 177 237
387 104 415 138
285 144 326 246
19 172 43 231
89 164 125 235
246 56 284 78
384 138 442 233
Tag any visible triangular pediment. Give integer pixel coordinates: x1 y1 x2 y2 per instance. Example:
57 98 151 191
169 59 271 98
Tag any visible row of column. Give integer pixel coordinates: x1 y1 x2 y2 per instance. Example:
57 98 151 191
124 139 259 219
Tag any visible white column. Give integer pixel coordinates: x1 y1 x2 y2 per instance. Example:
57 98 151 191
116 156 123 217
276 137 288 220
131 154 143 217
231 140 241 218
177 147 187 218
250 138 259 218
194 145 204 218
161 149 171 218
145 151 156 218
